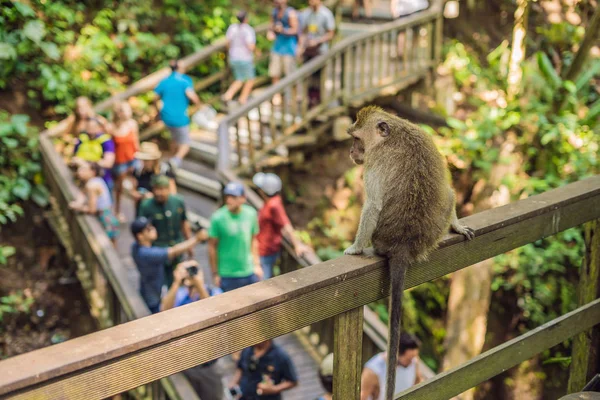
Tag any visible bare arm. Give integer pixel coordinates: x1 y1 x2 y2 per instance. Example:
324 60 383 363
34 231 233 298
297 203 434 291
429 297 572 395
131 120 140 149
97 152 115 170
252 235 264 280
230 368 242 387
208 238 219 286
182 219 193 257
161 277 182 311
167 230 206 260
185 88 201 106
272 380 297 394
414 359 423 385
286 10 298 36
360 368 380 400
282 224 307 256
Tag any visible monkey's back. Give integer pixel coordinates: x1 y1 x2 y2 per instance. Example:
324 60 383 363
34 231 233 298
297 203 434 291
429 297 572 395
371 126 451 262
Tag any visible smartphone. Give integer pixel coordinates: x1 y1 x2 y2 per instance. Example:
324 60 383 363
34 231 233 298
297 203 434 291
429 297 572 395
229 385 242 396
186 265 198 277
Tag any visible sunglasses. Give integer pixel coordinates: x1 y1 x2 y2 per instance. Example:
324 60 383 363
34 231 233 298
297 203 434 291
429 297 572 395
248 356 259 372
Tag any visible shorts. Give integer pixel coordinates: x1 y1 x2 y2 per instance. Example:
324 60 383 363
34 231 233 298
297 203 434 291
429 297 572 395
98 209 120 239
112 159 136 176
230 60 256 81
167 125 191 145
268 53 297 78
220 274 259 293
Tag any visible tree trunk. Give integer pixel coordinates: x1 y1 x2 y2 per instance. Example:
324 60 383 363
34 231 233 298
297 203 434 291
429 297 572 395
507 0 530 101
442 134 522 400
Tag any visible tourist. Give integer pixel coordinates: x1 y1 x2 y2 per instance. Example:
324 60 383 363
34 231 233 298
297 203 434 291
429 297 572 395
230 339 298 399
298 0 335 107
222 11 257 106
160 262 225 400
253 172 307 279
111 101 139 222
70 117 116 192
315 353 333 400
360 333 422 400
137 174 193 287
154 60 201 168
130 217 206 313
208 182 263 292
267 0 299 104
53 96 111 139
352 0 372 20
68 162 119 245
131 142 176 212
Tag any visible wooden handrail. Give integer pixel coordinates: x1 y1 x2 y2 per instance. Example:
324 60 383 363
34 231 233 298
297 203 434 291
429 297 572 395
2 175 599 399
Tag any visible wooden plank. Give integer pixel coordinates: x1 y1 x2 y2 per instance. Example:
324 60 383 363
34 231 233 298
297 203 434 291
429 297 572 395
398 298 600 400
568 219 600 393
2 176 600 399
333 306 363 400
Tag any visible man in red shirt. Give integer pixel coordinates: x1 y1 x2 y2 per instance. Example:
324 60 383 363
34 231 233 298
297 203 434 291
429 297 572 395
253 172 307 279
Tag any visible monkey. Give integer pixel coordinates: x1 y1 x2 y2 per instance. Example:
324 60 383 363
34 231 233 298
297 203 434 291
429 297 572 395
344 106 474 400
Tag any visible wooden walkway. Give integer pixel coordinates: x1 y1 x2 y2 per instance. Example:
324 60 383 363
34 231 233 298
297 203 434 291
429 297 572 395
115 190 324 399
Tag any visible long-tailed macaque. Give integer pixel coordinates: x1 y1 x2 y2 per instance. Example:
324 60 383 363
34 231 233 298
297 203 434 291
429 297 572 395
345 106 474 400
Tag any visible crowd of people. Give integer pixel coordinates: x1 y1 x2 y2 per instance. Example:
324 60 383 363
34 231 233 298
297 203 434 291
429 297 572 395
49 0 429 398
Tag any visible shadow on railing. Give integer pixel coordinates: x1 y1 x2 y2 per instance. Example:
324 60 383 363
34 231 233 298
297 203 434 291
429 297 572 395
1 175 599 399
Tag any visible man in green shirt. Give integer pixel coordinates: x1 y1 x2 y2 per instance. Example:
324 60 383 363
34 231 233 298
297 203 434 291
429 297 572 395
208 182 263 292
138 174 192 286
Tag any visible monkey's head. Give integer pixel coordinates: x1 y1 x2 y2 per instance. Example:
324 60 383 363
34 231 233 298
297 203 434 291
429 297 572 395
347 106 396 165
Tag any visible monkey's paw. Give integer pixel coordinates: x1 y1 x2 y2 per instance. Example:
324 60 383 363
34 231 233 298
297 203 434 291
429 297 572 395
454 224 475 240
344 244 364 255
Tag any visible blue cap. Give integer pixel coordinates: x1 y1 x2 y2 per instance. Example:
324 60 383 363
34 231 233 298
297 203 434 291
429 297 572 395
223 182 245 197
131 216 152 236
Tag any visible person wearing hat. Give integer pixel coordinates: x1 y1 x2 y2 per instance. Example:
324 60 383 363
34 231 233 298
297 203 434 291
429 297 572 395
131 141 176 212
253 172 307 280
315 353 333 400
222 11 257 105
130 216 207 313
153 59 201 169
208 181 263 293
138 174 192 287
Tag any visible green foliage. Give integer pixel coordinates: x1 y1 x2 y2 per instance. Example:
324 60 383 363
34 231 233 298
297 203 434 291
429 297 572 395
2 0 271 117
0 111 48 256
0 290 35 323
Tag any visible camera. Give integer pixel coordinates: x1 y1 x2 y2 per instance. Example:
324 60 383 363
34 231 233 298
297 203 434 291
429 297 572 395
186 265 198 277
190 219 204 233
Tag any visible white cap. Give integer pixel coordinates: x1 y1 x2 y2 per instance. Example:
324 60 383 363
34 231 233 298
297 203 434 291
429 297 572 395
319 353 334 376
252 172 282 196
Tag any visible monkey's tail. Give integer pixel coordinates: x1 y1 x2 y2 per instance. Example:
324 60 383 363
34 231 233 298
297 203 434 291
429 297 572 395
385 251 410 400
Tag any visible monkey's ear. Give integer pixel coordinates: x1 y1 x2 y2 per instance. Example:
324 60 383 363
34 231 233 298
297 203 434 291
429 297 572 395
376 121 390 137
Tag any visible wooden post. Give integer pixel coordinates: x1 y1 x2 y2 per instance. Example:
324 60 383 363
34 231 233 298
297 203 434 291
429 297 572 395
333 306 364 399
568 219 600 393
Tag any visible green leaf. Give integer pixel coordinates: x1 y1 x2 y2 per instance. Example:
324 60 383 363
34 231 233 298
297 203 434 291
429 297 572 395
575 60 600 92
1 246 16 259
563 80 576 94
0 43 17 60
31 185 49 207
2 137 18 149
10 114 29 135
13 2 35 17
40 42 61 60
23 20 46 44
537 52 562 89
11 178 31 200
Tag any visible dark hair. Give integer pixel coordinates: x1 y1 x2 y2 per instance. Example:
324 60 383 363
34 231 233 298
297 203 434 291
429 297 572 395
319 374 333 394
237 11 248 22
89 162 103 177
398 333 421 355
170 60 179 71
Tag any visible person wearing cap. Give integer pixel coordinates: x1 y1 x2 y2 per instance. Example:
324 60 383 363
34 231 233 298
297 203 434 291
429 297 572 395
253 172 307 280
130 217 207 313
315 353 333 400
153 59 201 169
222 11 257 105
138 174 192 287
131 142 176 212
208 181 263 292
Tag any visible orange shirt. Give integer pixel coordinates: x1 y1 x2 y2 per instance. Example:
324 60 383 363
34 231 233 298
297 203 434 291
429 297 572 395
114 130 137 164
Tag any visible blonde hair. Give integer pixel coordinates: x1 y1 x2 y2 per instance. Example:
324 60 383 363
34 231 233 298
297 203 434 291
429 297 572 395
113 101 133 123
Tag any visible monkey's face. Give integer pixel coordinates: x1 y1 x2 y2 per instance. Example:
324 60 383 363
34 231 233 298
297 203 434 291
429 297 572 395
349 137 365 165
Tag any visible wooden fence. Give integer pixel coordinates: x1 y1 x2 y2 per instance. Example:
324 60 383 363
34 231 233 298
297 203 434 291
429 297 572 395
1 175 599 399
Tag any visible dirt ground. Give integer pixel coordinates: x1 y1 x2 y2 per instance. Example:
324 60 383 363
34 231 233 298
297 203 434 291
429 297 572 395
0 204 95 359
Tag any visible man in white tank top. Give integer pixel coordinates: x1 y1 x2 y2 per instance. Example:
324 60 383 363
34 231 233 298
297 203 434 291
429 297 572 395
360 333 422 400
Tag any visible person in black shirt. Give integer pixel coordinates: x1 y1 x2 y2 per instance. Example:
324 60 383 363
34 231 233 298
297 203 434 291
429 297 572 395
131 142 176 212
230 340 298 400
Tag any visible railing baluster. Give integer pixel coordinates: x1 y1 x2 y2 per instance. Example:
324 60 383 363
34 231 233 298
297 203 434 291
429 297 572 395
343 46 352 103
359 40 366 90
235 120 243 169
403 28 411 76
376 33 384 86
333 306 364 400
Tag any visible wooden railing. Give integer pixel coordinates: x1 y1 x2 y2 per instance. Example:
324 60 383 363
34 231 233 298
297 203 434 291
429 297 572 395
2 175 599 399
216 3 444 174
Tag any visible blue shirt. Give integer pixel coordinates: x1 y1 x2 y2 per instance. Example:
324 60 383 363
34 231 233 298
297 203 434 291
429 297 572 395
272 7 298 56
238 343 298 400
154 72 194 127
131 243 169 309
